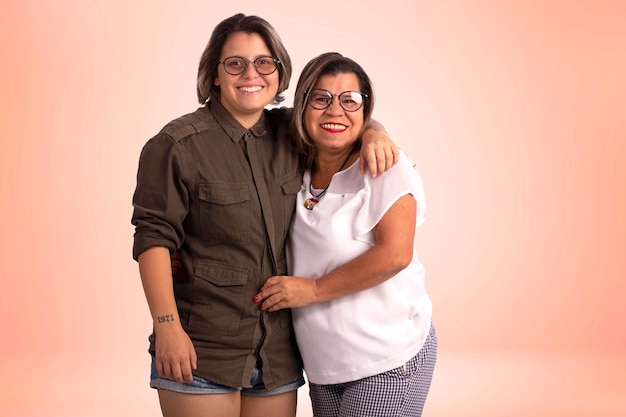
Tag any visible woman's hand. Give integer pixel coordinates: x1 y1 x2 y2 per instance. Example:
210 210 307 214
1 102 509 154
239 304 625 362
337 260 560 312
154 322 197 383
253 276 317 312
138 247 197 382
359 120 399 177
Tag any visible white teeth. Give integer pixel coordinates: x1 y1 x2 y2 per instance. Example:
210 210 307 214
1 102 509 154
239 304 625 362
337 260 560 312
239 86 262 92
320 123 346 131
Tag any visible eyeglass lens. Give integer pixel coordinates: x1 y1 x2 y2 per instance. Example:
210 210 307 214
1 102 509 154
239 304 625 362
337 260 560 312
308 89 365 112
221 56 278 75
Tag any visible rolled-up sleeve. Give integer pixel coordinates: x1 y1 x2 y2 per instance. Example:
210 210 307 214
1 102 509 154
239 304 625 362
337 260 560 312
131 134 188 260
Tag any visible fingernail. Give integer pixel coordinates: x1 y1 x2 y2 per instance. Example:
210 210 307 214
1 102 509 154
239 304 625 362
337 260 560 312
251 295 259 303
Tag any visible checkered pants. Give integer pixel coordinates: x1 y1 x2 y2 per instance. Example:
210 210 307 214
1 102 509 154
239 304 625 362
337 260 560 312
308 323 437 417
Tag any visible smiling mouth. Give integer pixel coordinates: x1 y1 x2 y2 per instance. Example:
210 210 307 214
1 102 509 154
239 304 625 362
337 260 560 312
320 123 347 131
238 86 263 93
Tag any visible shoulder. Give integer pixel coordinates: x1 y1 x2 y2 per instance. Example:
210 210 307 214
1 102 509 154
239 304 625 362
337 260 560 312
396 151 418 172
366 151 425 206
158 106 217 143
139 107 215 157
265 106 292 130
369 151 420 184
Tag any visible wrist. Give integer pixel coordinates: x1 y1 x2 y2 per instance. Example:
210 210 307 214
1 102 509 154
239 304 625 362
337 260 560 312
366 119 387 133
311 279 323 304
154 313 177 326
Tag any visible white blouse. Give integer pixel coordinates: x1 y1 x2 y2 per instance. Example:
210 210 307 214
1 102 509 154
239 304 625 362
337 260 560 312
287 151 432 385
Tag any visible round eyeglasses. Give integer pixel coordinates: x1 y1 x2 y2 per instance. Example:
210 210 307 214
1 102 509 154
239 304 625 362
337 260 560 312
218 56 280 76
306 89 368 112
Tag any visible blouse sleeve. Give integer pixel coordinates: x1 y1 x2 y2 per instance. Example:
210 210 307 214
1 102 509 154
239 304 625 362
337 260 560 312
353 151 426 244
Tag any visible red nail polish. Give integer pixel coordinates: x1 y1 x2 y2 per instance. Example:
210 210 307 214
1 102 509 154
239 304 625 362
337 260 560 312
252 295 259 303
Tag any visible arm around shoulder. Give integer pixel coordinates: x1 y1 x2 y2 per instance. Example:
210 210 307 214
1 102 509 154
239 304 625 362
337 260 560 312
360 119 400 176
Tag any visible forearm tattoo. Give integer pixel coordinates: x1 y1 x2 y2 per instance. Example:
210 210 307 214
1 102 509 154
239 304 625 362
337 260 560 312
157 314 175 324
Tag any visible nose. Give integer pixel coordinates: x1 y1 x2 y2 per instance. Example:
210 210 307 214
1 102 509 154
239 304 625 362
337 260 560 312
324 97 344 115
242 60 259 77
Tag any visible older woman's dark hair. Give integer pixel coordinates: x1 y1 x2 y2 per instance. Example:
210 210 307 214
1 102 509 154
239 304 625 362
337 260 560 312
291 52 375 166
196 13 292 104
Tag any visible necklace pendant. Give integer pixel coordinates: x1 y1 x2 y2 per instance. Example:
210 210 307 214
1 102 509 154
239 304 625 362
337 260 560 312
304 198 319 210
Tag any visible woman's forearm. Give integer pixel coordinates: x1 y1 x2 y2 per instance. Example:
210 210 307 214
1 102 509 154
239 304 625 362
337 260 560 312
138 246 180 326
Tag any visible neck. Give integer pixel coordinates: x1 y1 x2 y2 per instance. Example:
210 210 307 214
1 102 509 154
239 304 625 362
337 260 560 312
311 144 357 188
235 112 263 130
219 100 264 129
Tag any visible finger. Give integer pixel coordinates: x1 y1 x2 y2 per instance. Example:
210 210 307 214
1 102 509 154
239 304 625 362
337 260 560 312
161 360 176 381
377 147 387 176
391 145 400 165
156 359 166 378
253 281 280 303
368 152 378 178
267 296 288 311
252 290 271 303
180 361 194 382
267 302 282 312
384 147 396 171
190 348 198 370
265 275 284 287
260 293 281 311
382 144 399 171
170 362 184 383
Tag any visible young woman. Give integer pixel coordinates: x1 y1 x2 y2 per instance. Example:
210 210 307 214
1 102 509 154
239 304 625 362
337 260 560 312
255 52 437 417
132 15 397 417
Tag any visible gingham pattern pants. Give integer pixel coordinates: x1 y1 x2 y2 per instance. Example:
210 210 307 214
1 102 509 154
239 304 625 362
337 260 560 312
308 323 437 417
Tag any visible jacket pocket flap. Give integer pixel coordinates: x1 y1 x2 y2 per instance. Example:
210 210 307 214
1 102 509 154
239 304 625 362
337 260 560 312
199 182 249 205
280 176 302 194
194 260 250 286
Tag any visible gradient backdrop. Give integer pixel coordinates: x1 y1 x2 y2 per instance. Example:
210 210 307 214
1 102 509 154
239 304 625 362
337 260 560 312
1 1 625 416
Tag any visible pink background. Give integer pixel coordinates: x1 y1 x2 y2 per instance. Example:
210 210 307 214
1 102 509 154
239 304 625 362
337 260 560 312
1 1 625 416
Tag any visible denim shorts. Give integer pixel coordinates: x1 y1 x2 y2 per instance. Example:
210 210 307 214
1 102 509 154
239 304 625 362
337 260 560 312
150 355 305 396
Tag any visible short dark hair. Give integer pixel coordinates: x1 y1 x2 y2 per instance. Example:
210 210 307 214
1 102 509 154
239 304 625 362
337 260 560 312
196 13 292 104
291 52 375 166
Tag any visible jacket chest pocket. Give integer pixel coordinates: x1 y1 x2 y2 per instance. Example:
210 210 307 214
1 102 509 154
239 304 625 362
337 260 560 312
278 173 303 228
198 182 250 244
280 175 302 197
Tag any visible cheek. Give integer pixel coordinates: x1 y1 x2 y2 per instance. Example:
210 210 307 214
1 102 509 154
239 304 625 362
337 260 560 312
304 111 316 135
351 114 364 133
267 73 280 91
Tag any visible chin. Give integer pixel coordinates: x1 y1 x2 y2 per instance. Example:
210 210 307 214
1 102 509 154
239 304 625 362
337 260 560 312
241 96 272 109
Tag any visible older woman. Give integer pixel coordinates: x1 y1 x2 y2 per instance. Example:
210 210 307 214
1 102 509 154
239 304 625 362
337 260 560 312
255 52 437 417
132 14 398 417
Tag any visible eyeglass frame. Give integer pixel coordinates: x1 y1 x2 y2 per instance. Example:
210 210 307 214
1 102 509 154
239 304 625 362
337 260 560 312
218 55 281 76
305 89 369 112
